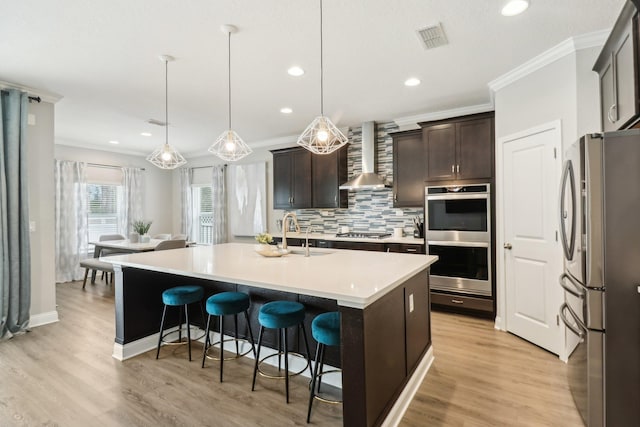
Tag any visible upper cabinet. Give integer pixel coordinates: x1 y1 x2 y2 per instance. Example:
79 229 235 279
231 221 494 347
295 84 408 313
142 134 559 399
420 112 494 182
312 145 348 209
593 2 639 131
391 129 425 207
272 147 312 209
271 146 348 210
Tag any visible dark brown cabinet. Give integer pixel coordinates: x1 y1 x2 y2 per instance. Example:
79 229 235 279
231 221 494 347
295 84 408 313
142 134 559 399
420 113 494 182
594 2 639 131
404 272 430 373
272 146 347 210
385 243 425 254
312 146 348 208
331 241 385 252
391 129 425 207
272 147 312 209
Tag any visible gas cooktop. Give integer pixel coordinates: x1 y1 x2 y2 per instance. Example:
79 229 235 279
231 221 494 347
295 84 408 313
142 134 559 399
335 232 392 239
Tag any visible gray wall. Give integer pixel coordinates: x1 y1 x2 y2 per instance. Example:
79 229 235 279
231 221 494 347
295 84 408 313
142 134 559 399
27 100 57 326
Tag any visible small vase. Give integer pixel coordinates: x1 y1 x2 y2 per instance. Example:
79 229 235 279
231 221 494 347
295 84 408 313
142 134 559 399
129 232 139 243
140 234 150 243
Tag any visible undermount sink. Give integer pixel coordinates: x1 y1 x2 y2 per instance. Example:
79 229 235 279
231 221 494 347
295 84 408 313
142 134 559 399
287 249 333 257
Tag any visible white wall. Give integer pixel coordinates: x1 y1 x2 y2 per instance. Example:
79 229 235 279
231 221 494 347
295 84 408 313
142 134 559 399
55 145 174 235
27 100 58 326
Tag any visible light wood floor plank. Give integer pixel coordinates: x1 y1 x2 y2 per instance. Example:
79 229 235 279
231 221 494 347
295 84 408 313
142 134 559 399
0 281 582 426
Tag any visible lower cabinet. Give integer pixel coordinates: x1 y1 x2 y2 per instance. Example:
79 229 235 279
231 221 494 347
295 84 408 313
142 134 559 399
385 243 425 254
430 291 493 315
331 241 386 252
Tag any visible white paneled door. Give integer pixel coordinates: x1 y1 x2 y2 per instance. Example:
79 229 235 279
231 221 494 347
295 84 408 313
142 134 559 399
502 123 562 355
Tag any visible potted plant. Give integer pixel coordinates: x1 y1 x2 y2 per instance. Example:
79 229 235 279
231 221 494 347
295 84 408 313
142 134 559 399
131 220 152 243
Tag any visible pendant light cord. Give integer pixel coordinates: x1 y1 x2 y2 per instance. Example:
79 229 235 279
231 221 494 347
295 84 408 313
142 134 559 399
320 0 324 116
165 58 169 145
228 30 232 130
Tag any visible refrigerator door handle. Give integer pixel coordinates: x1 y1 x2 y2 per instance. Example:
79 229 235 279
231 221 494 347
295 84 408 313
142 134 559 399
559 160 577 261
560 303 585 339
559 273 585 299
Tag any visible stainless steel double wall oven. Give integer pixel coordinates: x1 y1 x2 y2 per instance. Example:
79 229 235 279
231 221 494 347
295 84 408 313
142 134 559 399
425 183 491 297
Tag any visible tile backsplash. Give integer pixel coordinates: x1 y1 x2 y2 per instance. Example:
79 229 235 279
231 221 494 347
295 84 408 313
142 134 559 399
286 121 424 235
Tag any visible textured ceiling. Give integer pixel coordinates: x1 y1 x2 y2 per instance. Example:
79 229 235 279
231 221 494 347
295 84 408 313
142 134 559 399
0 0 625 157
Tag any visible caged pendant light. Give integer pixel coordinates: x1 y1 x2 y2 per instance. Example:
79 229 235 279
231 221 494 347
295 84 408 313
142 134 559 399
209 24 252 162
147 55 187 169
297 0 348 155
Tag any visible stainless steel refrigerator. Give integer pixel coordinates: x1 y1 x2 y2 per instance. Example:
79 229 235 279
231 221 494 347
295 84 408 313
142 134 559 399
559 130 640 427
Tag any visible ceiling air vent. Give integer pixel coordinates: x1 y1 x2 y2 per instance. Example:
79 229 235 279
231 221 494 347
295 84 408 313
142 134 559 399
147 118 167 126
416 23 448 50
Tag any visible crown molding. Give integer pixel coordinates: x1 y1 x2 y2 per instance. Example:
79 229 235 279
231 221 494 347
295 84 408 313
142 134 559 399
393 103 495 130
0 80 63 103
56 138 149 157
488 30 611 93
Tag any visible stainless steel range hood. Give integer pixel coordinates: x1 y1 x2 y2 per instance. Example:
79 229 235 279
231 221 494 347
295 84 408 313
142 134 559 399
339 121 391 190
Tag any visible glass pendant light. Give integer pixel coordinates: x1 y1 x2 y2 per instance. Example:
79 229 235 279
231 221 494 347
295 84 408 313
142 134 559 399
297 0 348 155
209 25 252 162
147 55 187 169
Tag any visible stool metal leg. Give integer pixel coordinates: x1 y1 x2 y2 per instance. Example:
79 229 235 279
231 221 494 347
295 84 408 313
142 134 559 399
283 328 290 403
243 311 257 357
317 344 326 393
201 314 212 368
156 305 168 359
234 314 239 356
300 322 312 373
252 326 264 391
219 314 224 382
185 304 193 361
307 342 323 423
178 305 183 343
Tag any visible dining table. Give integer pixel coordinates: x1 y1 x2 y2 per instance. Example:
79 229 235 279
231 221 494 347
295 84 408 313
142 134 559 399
88 239 194 283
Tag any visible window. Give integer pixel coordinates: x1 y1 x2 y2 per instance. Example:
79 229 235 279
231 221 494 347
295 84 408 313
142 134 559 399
192 185 213 244
87 183 123 245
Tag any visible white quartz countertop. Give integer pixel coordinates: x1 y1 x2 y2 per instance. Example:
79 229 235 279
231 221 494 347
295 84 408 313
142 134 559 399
106 242 437 309
269 231 425 245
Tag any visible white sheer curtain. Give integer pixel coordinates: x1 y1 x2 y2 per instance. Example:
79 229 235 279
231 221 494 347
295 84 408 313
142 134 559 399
54 160 88 282
120 167 143 236
211 165 227 244
179 167 193 240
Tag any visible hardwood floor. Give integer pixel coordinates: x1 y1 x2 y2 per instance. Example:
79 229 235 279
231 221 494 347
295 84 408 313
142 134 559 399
0 281 582 426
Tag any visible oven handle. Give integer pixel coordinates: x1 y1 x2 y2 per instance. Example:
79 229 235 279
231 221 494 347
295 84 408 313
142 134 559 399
426 240 489 248
427 193 489 201
559 273 585 299
559 302 585 339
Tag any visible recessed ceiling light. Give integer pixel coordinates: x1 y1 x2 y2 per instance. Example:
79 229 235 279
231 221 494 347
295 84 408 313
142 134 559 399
501 0 529 16
280 107 293 114
404 78 421 87
287 66 305 77
108 140 119 145
140 132 152 137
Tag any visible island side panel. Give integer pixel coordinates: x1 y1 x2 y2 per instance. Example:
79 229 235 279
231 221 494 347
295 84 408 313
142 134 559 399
340 268 431 427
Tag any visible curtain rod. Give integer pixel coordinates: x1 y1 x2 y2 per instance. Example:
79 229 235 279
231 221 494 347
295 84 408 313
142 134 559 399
28 96 41 103
87 162 146 171
189 165 227 170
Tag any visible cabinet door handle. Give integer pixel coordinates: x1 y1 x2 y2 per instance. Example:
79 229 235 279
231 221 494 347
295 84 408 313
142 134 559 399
451 299 464 304
406 248 417 252
334 195 337 204
456 164 460 174
451 165 455 173
608 104 617 123
394 193 398 202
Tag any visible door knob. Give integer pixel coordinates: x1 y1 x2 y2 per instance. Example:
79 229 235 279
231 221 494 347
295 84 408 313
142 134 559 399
504 243 513 250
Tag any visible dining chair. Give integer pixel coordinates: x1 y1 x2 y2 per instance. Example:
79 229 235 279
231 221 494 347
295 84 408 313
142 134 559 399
155 239 186 251
93 234 126 283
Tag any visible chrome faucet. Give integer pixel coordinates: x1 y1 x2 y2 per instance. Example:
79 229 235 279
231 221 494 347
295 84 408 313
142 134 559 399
281 212 300 250
305 226 316 257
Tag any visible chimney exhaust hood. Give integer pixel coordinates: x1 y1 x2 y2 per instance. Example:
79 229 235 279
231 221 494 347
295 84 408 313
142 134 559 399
339 121 391 190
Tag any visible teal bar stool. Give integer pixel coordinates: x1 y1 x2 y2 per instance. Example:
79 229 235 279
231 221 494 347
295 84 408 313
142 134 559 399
252 300 311 403
307 311 342 423
155 285 204 361
201 291 256 382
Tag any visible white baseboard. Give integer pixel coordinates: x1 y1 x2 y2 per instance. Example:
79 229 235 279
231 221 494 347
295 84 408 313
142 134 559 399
29 310 59 328
381 346 435 427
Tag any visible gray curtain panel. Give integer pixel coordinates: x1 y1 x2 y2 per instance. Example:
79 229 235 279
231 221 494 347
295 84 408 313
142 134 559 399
211 165 227 244
120 167 143 236
0 89 31 339
179 167 193 240
54 160 87 282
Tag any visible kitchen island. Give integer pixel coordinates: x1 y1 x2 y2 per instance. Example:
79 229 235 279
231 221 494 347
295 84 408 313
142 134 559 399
107 243 437 427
